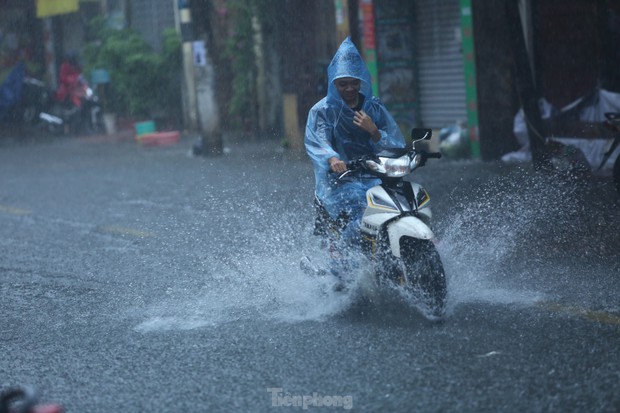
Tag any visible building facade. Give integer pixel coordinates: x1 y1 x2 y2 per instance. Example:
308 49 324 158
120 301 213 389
3 0 619 160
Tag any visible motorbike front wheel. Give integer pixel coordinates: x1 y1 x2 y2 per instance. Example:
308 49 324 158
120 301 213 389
400 237 447 318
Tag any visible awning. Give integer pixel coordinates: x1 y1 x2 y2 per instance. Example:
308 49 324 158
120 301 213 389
36 0 79 18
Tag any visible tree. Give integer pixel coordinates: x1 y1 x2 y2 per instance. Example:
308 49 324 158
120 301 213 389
84 18 182 123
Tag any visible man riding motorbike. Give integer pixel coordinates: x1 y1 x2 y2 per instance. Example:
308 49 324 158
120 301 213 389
304 37 405 280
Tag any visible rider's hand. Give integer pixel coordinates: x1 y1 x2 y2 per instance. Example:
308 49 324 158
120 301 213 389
328 157 347 174
354 110 381 142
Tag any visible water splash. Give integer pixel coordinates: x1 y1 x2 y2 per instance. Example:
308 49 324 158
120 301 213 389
133 197 363 332
435 168 585 311
134 167 604 332
134 248 359 332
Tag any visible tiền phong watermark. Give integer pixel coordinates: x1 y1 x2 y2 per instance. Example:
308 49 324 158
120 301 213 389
267 388 353 410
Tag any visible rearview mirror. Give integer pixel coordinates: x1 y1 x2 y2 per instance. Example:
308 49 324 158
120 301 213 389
411 128 432 142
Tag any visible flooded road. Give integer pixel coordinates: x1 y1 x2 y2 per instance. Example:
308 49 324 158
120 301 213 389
1 135 618 412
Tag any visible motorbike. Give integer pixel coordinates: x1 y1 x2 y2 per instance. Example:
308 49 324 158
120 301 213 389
0 385 63 413
598 112 620 195
302 128 447 318
15 75 102 136
17 76 54 127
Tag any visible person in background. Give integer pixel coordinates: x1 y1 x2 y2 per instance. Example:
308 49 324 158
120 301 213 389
55 51 84 108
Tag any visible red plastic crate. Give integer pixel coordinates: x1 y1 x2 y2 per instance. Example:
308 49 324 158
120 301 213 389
137 131 181 146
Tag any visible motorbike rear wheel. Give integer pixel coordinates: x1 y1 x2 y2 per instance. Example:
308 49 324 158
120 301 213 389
21 103 40 125
400 237 447 318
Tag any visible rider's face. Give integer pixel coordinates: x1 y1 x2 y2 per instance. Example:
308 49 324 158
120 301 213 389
334 77 361 107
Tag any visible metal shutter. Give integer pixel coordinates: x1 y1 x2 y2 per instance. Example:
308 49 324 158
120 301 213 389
414 0 466 128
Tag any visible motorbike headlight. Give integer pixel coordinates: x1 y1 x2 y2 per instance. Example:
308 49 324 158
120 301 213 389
365 159 386 174
379 155 412 177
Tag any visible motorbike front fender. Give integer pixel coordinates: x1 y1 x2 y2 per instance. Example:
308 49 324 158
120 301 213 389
387 216 434 258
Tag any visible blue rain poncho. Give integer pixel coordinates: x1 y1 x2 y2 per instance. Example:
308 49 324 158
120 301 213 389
305 38 405 221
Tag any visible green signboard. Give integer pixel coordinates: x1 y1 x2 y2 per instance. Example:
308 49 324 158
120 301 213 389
460 0 481 158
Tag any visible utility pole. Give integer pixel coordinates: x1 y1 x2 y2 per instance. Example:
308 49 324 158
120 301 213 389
506 0 551 170
174 0 199 132
174 0 222 155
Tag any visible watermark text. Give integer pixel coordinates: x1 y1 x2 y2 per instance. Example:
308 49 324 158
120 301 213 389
267 388 353 410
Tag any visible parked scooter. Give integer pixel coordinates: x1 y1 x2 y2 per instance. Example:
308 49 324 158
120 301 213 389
16 76 57 130
48 74 103 135
0 385 63 413
16 75 102 135
599 112 620 195
302 129 447 318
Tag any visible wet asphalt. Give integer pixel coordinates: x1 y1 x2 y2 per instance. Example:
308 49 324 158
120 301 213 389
0 132 619 412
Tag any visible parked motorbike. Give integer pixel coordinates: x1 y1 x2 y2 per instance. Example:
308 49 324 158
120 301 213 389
0 385 63 413
17 76 54 127
302 128 447 318
15 75 102 135
599 112 620 195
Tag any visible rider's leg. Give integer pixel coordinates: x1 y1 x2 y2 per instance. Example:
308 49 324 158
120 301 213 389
328 183 369 281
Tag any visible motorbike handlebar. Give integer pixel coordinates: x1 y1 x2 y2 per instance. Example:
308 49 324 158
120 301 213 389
339 150 442 179
422 151 442 160
344 159 363 170
415 150 441 168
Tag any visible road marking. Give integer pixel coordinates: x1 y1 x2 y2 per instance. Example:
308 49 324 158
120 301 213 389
538 301 620 325
0 205 31 215
98 225 154 238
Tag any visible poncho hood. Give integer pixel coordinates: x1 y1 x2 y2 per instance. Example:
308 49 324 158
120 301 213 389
326 37 372 105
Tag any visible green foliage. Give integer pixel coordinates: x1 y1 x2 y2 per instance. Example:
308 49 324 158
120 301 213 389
84 18 182 119
224 0 257 124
